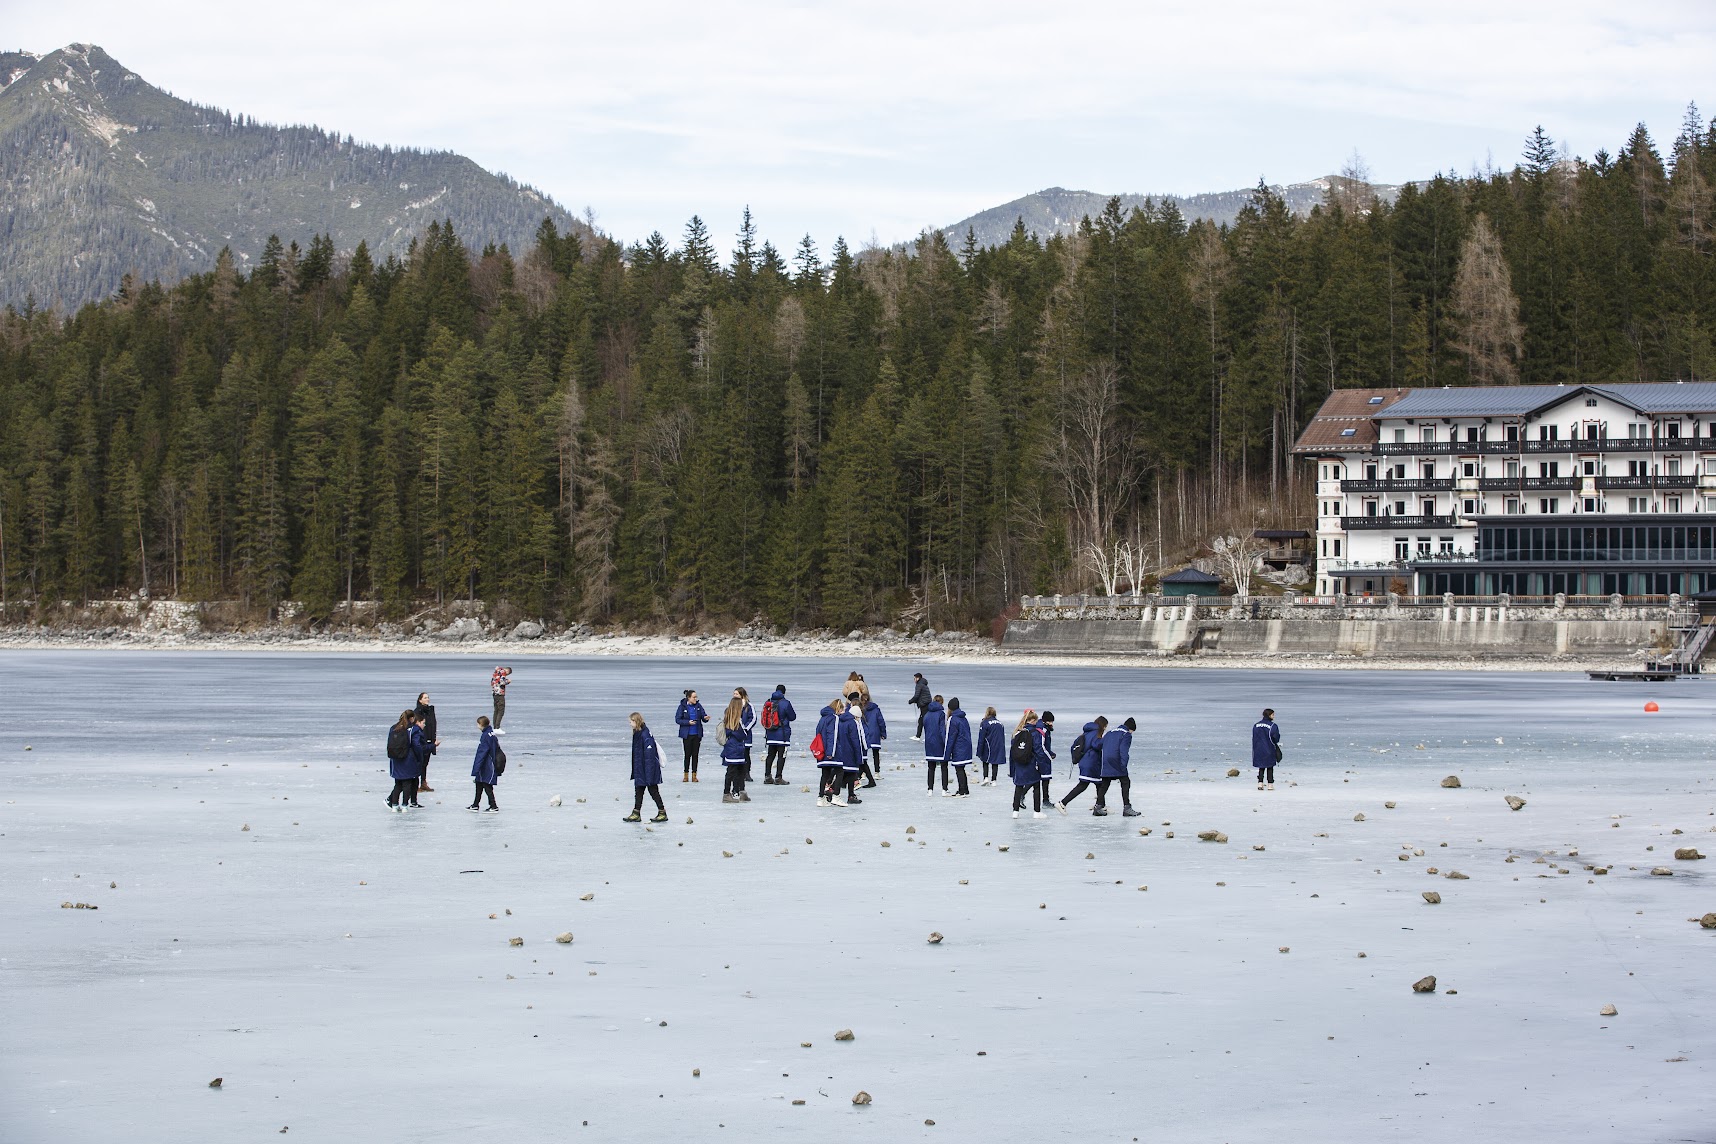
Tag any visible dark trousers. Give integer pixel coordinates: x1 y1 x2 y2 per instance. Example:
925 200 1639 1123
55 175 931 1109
723 764 747 795
1256 766 1274 783
1098 776 1133 806
915 705 927 737
632 783 665 812
926 760 948 790
388 779 413 806
1061 778 1094 806
492 693 506 728
744 747 753 782
765 743 787 780
819 767 842 798
953 764 969 795
471 781 497 808
981 761 997 781
1012 783 1042 812
683 737 701 774
1038 778 1052 804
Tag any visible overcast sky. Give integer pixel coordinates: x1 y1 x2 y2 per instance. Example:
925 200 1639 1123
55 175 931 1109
12 1 1715 252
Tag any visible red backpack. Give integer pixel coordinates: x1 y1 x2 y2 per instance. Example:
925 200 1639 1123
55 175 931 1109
761 698 781 730
809 732 826 761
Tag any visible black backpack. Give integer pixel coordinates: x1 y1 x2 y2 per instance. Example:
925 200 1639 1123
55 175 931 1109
1009 729 1034 768
493 744 507 776
1069 734 1087 769
386 725 409 760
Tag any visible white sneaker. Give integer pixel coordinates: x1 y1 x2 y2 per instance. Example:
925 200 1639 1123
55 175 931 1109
1266 783 1274 790
1033 811 1046 819
816 797 829 807
942 790 954 797
833 795 848 807
1054 802 1067 815
926 788 936 796
494 728 506 736
1011 810 1020 818
1257 783 1265 790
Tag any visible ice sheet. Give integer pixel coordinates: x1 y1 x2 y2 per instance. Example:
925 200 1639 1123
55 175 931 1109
2 651 1712 1142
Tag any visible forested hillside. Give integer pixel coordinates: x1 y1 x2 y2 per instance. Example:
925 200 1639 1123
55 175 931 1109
1 115 1712 630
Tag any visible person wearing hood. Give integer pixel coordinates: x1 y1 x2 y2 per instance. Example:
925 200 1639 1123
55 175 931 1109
624 712 668 822
814 701 845 805
675 690 709 783
1252 708 1281 790
910 672 932 739
413 692 440 792
1097 717 1138 816
860 692 886 788
921 696 949 794
943 698 973 797
1010 709 1047 818
1055 717 1108 814
468 715 501 811
975 706 1006 786
838 690 867 805
761 685 797 785
720 696 751 803
1036 711 1058 808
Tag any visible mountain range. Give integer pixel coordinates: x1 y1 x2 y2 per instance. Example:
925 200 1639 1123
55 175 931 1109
940 178 1403 249
0 44 588 311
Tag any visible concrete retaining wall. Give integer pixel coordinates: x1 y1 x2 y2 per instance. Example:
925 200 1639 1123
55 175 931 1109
1002 615 1671 659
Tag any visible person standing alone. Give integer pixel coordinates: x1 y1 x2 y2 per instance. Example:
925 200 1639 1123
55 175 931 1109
490 666 512 733
761 684 797 784
625 712 668 822
676 689 708 782
1252 708 1281 790
468 715 501 811
910 673 931 740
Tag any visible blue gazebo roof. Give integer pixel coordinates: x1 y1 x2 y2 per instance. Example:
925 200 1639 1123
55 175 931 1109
1161 568 1221 584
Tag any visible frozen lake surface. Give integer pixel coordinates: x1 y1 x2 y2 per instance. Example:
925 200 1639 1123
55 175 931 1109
2 651 1713 1142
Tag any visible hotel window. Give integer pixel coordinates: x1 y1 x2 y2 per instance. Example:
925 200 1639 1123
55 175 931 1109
1629 459 1649 477
1583 460 1598 476
1706 458 1716 475
1394 501 1407 515
1463 498 1478 515
1333 539 1342 556
1466 427 1479 442
1506 498 1521 515
1583 497 1599 513
1392 464 1407 479
1538 424 1559 441
1463 462 1476 477
1421 462 1436 480
1438 537 1454 555
1629 423 1647 438
1394 538 1410 560
1667 496 1682 513
1586 423 1601 440
1421 426 1436 443
1629 497 1649 513
1416 537 1432 556
1420 498 1436 516
1506 459 1519 478
1365 501 1379 517
1392 428 1406 443
1364 463 1378 480
1540 498 1560 514
1706 496 1716 512
1321 539 1328 556
1668 423 1682 439
1586 398 1599 407
1506 424 1519 441
1667 457 1682 476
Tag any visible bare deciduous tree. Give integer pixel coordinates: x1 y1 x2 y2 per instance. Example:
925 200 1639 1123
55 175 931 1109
1044 359 1137 556
1449 213 1524 385
1210 534 1265 597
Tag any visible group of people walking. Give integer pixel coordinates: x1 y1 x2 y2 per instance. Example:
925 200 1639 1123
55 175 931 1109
382 668 512 812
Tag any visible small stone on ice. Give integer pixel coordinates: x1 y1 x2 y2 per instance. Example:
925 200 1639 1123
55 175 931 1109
1197 831 1228 843
852 1091 871 1105
792 1099 805 1105
906 826 916 834
1674 848 1705 860
1353 813 1366 822
835 1029 854 1041
1698 913 1716 929
1440 776 1461 788
881 841 890 847
722 851 734 858
1505 795 1526 811
1253 844 1265 851
580 893 594 901
1385 802 1396 808
1651 867 1673 876
1412 975 1438 993
1423 891 1442 904
1444 871 1469 880
1278 946 1290 953
508 937 524 946
801 1041 812 1047
1226 768 1240 777
1600 1004 1618 1016
1085 852 1095 860
555 932 573 943
927 932 943 944
692 1068 700 1076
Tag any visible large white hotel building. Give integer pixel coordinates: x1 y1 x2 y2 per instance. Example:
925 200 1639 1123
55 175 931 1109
1292 381 1716 598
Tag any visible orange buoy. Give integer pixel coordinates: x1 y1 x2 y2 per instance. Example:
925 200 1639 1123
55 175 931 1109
1644 701 1660 713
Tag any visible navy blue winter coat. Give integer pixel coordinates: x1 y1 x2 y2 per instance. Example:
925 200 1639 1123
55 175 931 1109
1251 717 1280 769
1009 722 1043 787
862 702 887 750
739 702 757 746
721 725 749 765
921 701 947 760
470 727 499 784
814 706 842 768
945 709 973 764
395 724 430 781
632 726 663 786
834 708 865 772
675 699 708 739
763 690 797 745
1036 724 1056 780
1099 727 1133 778
1075 722 1105 782
976 717 1006 770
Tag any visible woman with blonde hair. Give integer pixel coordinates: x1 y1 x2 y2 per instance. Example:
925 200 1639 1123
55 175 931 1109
1009 708 1048 818
720 696 751 803
625 711 668 822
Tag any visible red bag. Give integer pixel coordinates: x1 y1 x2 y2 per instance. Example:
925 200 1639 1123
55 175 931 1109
809 732 826 761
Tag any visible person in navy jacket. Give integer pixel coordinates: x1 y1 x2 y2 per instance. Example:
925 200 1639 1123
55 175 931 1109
814 702 845 805
386 709 418 811
733 687 757 783
625 711 668 822
921 696 948 794
720 697 751 803
761 685 797 785
1097 717 1139 815
1055 716 1108 814
1010 709 1048 817
1252 708 1281 789
468 715 501 811
860 697 887 787
1035 711 1058 808
403 711 432 809
675 690 709 783
975 706 1006 786
943 698 974 797
838 691 867 805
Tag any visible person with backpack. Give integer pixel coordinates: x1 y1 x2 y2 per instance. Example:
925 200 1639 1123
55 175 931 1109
469 715 501 811
835 693 866 805
1055 717 1108 814
1098 717 1139 816
720 697 751 803
1036 711 1058 809
910 672 931 739
761 684 797 785
385 709 417 811
733 687 757 783
857 694 886 787
944 697 973 797
413 692 440 792
625 712 668 822
813 700 844 806
921 694 948 795
1252 708 1281 790
404 710 432 808
976 706 1006 786
675 689 708 782
1009 710 1046 817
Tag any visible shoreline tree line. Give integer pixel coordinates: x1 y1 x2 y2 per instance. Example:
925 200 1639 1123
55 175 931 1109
0 114 1712 629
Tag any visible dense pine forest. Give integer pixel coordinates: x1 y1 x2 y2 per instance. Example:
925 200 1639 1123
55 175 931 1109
2 116 1713 630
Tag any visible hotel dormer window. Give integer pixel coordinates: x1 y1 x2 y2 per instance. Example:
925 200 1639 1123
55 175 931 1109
1668 423 1682 438
1393 428 1406 443
1421 426 1436 443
